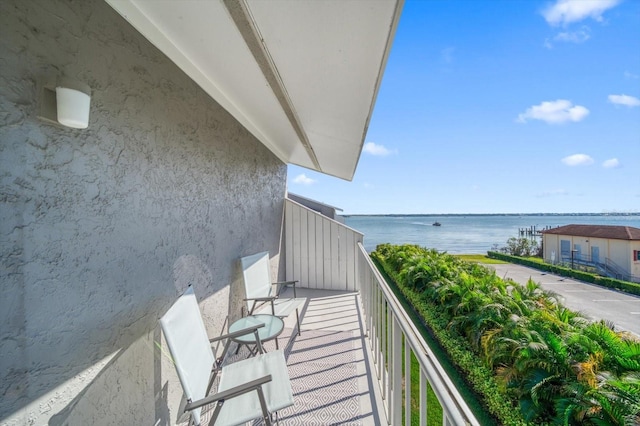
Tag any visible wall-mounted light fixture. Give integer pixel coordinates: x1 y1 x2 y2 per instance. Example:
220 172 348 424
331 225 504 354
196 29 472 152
55 87 90 129
38 78 91 129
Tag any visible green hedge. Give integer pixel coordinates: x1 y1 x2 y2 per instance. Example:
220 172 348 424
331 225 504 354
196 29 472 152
373 244 640 426
486 251 640 297
372 250 528 426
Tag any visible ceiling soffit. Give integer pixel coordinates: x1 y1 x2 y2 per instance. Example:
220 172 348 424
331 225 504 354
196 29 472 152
106 0 403 181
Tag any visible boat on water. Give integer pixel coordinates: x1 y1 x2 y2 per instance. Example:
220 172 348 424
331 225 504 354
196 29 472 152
432 221 441 226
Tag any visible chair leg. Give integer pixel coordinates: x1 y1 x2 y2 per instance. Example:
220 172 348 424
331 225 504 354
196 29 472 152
207 400 224 426
256 387 272 426
295 308 301 336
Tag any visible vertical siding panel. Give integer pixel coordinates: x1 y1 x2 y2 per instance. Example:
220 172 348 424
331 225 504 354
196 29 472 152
346 230 355 291
323 218 332 289
338 225 347 290
283 199 363 290
299 209 309 287
315 215 324 289
292 202 301 283
306 211 316 288
285 200 294 281
330 222 340 289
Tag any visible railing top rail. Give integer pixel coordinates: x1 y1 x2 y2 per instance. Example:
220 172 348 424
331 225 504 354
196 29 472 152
358 243 479 426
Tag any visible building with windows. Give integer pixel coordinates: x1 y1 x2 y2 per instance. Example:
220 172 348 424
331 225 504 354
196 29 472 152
541 224 640 282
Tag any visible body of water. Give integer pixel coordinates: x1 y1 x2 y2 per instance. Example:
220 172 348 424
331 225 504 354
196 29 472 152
344 214 640 254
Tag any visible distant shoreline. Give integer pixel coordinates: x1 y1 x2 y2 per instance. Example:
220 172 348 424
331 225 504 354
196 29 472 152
342 212 640 218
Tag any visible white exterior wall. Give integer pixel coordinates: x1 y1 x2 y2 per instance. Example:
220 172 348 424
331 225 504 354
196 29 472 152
587 237 608 258
0 1 287 424
609 239 631 273
543 234 560 263
543 233 635 278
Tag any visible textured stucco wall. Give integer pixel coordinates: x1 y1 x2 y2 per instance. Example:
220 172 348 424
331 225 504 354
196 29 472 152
0 0 287 424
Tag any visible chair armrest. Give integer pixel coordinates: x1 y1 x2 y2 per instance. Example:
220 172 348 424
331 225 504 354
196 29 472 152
244 296 277 316
272 280 298 286
273 280 299 297
184 375 272 411
244 296 277 302
209 323 265 343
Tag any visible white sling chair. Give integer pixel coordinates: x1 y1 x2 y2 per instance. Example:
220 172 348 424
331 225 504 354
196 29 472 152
160 286 294 426
240 252 307 336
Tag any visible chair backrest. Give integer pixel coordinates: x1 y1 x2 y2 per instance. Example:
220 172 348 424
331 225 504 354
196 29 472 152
160 286 214 426
240 252 273 304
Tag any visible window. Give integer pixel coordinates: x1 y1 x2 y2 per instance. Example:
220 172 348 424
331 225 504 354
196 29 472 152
634 250 640 261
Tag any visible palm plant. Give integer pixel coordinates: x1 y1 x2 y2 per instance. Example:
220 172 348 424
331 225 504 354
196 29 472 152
372 244 640 425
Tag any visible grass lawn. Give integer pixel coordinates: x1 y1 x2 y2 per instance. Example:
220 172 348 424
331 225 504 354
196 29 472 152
410 352 443 426
403 349 443 425
455 254 508 264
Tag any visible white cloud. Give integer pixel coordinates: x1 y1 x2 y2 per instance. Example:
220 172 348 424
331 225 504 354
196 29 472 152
363 142 394 156
602 158 620 168
517 99 589 124
608 94 640 107
545 27 590 48
292 173 316 185
554 27 591 43
625 71 639 80
542 0 621 26
562 153 594 166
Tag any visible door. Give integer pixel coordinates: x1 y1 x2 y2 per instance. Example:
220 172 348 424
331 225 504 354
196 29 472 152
591 246 600 263
561 239 570 259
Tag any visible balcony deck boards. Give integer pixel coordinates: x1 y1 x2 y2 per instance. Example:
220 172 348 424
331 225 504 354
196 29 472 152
245 288 384 425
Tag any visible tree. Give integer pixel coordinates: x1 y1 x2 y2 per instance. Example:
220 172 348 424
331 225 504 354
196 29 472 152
502 237 539 257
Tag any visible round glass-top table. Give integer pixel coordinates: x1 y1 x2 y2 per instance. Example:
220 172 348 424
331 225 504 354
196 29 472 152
229 314 284 352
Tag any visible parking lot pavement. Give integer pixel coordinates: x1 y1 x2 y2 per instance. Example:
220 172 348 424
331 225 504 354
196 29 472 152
489 263 640 338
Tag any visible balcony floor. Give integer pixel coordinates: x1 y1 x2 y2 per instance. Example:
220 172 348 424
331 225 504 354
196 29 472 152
221 288 385 426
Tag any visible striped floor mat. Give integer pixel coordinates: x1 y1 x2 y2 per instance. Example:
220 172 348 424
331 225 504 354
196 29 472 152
199 328 364 426
277 328 363 426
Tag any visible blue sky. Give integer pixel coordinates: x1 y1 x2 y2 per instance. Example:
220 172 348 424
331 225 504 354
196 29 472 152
288 0 640 214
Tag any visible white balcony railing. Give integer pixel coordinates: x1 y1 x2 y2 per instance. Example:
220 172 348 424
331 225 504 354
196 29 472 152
284 199 479 425
358 243 479 425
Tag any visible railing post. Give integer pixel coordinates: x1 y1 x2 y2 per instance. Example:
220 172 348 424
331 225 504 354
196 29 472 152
391 316 402 425
382 298 388 402
405 337 411 426
420 369 427 426
375 285 382 380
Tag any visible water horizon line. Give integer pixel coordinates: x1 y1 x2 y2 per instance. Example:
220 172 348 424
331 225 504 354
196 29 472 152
342 212 640 218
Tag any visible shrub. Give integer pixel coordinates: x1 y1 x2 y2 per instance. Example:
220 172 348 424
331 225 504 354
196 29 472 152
373 244 640 426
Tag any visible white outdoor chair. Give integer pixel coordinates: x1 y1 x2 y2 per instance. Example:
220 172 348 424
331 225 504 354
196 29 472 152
241 252 307 336
160 286 294 426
